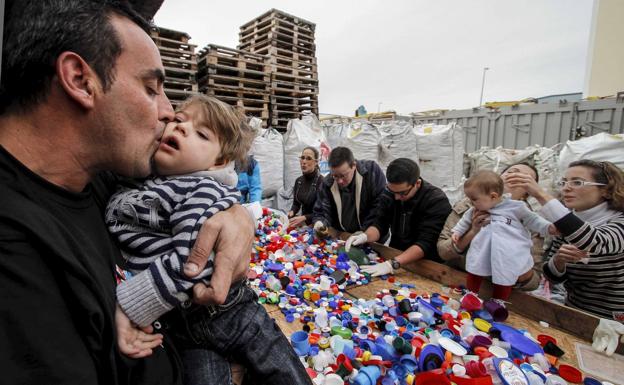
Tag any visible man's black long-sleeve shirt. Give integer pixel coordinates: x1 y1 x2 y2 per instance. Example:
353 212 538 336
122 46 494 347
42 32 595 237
371 179 451 261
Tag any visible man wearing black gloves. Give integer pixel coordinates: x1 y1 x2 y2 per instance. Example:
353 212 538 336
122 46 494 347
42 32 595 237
346 158 452 276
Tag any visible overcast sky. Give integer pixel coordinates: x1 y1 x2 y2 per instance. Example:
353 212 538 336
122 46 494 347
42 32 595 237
154 0 594 116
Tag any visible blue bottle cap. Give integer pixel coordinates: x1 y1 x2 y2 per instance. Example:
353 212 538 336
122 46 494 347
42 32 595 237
418 344 444 372
492 322 543 355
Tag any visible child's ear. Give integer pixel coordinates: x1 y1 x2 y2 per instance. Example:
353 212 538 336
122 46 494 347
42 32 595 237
491 192 500 199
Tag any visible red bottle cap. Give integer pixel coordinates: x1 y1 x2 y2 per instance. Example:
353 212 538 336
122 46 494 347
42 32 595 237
537 334 557 347
558 364 583 383
415 369 451 385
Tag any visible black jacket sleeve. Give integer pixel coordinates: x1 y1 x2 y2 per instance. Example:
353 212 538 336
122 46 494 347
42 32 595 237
312 180 335 227
412 190 452 258
370 191 393 237
361 161 387 229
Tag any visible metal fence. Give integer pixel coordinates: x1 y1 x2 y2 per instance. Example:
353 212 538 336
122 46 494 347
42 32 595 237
412 93 624 152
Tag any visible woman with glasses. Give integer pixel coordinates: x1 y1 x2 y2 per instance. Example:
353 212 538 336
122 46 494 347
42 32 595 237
437 163 546 291
506 160 624 321
287 147 324 227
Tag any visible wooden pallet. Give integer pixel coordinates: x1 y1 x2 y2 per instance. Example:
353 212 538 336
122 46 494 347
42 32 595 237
240 18 315 46
239 8 315 35
239 37 316 58
201 89 270 127
246 45 317 67
272 72 318 87
240 28 315 51
201 86 269 100
271 79 318 97
150 26 191 43
199 44 265 62
163 66 196 82
271 95 318 110
198 74 269 93
160 56 197 71
196 64 269 85
152 36 196 55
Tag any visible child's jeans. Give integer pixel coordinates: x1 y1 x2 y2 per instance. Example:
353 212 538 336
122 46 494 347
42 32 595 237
158 280 311 385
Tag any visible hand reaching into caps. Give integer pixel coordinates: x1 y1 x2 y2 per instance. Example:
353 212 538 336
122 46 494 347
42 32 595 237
313 221 329 239
592 318 624 356
345 231 368 252
360 260 394 277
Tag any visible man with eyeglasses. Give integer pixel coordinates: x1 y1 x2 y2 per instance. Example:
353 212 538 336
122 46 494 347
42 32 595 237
345 158 452 276
311 146 386 238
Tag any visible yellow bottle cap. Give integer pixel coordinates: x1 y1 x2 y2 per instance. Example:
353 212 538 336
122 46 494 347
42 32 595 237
473 318 491 332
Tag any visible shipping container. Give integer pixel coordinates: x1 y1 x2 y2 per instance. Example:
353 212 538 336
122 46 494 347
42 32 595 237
412 93 624 152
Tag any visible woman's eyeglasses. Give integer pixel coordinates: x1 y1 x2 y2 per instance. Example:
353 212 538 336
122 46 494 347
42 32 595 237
556 180 606 188
300 156 316 161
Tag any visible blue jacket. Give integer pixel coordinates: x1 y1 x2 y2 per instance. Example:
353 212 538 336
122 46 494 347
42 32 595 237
236 156 262 203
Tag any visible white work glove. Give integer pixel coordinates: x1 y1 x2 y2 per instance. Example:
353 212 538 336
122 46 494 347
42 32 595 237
592 318 624 356
313 221 329 239
345 231 368 251
360 260 394 277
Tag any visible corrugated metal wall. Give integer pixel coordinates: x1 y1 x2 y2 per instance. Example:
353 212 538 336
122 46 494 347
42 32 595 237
413 94 624 152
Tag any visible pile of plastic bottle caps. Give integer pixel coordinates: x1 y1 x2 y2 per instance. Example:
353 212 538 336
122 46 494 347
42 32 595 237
249 209 603 385
290 286 601 385
248 208 382 322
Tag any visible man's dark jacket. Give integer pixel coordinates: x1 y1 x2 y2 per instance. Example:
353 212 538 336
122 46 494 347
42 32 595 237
312 159 386 232
371 179 452 261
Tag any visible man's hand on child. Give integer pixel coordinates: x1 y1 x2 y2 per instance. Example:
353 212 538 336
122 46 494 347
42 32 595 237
115 304 163 359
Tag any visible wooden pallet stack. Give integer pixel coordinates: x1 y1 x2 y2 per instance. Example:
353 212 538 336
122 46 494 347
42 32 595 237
197 44 271 127
238 9 319 132
150 27 198 107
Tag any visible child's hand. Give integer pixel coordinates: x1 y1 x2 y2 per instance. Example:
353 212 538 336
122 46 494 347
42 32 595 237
115 304 163 359
548 224 560 236
451 233 460 244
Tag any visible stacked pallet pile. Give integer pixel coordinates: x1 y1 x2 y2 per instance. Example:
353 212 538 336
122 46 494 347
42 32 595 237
197 45 271 127
238 9 319 132
150 27 198 107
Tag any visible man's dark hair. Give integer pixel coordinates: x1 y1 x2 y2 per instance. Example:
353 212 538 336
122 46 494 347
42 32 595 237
387 158 420 185
328 146 355 168
1 0 150 115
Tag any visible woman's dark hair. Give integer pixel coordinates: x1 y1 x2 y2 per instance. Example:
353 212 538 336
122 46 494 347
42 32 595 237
501 162 539 183
302 146 319 160
569 160 624 211
387 158 420 185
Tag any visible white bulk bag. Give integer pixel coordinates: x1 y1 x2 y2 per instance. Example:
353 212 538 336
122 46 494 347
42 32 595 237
250 128 284 198
378 120 419 171
413 123 464 189
344 121 382 163
559 133 624 171
323 121 347 149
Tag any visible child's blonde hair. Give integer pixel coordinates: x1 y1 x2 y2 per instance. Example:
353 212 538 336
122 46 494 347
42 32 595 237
176 94 255 166
465 170 504 196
